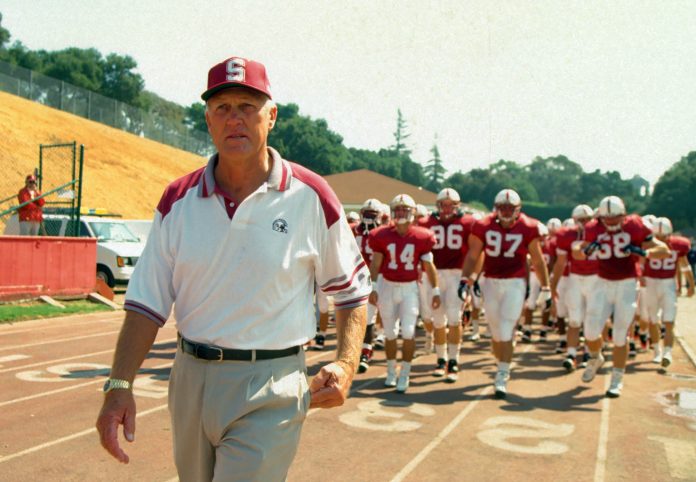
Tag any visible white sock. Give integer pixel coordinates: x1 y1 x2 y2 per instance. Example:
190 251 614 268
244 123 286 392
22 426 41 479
362 343 372 350
318 331 326 337
559 334 567 341
400 362 411 375
498 362 510 372
435 343 447 360
612 367 625 375
387 359 397 372
568 347 577 357
664 346 672 355
472 319 479 331
447 343 460 363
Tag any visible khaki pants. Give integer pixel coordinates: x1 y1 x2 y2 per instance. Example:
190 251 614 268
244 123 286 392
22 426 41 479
169 347 310 482
19 221 40 236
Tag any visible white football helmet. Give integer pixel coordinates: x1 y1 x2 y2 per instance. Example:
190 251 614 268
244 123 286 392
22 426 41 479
390 194 417 225
546 218 562 234
597 195 626 232
347 211 360 223
641 214 657 230
652 217 672 237
415 204 429 219
562 218 576 228
538 223 549 237
360 198 382 227
571 204 594 221
436 187 460 219
493 189 521 223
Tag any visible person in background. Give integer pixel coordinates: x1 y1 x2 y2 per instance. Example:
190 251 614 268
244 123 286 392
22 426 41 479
17 174 45 235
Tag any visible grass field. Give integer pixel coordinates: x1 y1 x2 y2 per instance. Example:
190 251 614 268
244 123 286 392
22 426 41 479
0 299 113 323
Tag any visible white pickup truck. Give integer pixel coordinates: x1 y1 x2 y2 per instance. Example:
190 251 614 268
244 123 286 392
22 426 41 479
4 214 145 288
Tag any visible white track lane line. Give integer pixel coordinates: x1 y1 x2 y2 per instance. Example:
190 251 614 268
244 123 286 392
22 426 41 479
390 385 493 482
0 330 122 352
593 374 611 482
0 403 168 464
0 336 178 374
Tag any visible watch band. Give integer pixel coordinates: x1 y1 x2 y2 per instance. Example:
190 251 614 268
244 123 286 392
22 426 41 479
104 378 132 392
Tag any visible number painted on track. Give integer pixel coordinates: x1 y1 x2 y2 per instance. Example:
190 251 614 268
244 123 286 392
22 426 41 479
477 416 574 454
16 363 110 382
339 400 435 432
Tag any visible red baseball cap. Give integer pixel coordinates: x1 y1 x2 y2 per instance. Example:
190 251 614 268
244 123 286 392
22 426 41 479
26 174 37 182
201 56 272 101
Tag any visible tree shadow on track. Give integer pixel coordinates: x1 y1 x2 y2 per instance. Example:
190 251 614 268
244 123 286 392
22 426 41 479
497 385 603 413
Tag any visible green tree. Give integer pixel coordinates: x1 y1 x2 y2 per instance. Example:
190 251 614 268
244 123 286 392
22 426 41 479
648 151 696 230
526 155 583 204
391 108 411 156
0 13 11 49
184 102 207 132
424 137 446 191
43 48 103 92
101 53 144 104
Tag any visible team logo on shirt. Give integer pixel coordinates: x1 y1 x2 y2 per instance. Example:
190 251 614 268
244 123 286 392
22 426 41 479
272 218 288 234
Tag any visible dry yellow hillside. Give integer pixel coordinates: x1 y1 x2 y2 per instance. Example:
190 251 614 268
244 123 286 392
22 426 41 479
0 91 207 219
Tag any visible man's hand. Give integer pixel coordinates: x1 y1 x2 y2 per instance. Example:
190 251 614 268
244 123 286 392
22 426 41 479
368 290 379 306
431 294 441 310
536 288 552 312
622 244 647 257
96 390 136 464
309 361 353 409
584 241 601 256
457 278 470 301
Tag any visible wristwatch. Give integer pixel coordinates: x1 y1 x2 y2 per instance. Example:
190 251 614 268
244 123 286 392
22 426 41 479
103 378 132 393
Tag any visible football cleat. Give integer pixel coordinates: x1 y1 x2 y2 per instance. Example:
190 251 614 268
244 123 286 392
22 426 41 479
605 370 624 398
661 351 672 369
396 373 410 393
312 334 325 350
581 353 605 383
562 355 577 373
639 333 649 352
580 351 590 368
445 359 459 383
468 332 481 342
494 370 510 399
373 334 385 350
538 330 548 342
433 358 447 377
357 348 373 374
384 369 397 387
555 340 567 354
628 341 637 358
521 330 533 343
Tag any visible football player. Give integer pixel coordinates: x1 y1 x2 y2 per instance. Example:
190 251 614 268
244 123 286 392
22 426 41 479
572 196 669 397
459 189 551 399
353 198 384 372
419 188 476 382
522 222 555 342
642 217 694 369
552 204 597 371
369 194 441 393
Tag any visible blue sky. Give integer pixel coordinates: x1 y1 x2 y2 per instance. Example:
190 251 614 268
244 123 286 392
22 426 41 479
2 0 695 187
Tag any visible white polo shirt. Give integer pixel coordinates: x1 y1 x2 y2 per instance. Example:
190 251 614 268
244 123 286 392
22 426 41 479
124 147 370 349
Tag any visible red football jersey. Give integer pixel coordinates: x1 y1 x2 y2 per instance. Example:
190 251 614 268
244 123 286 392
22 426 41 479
369 224 436 282
532 236 557 272
418 214 474 270
643 235 691 279
555 226 599 276
471 213 541 279
583 215 653 280
352 223 376 264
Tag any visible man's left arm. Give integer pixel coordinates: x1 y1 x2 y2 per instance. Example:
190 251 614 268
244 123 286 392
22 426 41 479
641 237 670 259
309 304 366 409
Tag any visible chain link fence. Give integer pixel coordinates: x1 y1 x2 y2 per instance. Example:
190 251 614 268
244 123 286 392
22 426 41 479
0 143 83 236
0 59 214 157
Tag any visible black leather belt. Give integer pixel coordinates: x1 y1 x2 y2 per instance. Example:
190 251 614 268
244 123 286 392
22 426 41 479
179 335 300 362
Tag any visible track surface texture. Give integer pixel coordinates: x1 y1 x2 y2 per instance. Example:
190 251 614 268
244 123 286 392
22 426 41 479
1 297 696 482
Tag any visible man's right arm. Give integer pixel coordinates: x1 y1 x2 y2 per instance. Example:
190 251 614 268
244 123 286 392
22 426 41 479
96 310 160 464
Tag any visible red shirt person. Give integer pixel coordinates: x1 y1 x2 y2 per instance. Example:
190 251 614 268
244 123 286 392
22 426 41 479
17 174 45 235
572 195 669 398
460 188 550 399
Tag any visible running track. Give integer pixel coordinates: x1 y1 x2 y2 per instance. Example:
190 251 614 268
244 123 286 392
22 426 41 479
1 301 695 481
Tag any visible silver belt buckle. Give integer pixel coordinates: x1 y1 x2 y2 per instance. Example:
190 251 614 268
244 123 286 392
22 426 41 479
212 346 224 362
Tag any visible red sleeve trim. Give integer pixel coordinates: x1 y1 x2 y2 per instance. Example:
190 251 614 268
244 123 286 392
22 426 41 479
157 167 206 220
289 162 342 228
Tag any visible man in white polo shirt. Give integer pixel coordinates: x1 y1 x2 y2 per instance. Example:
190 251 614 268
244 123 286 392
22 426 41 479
96 56 370 481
